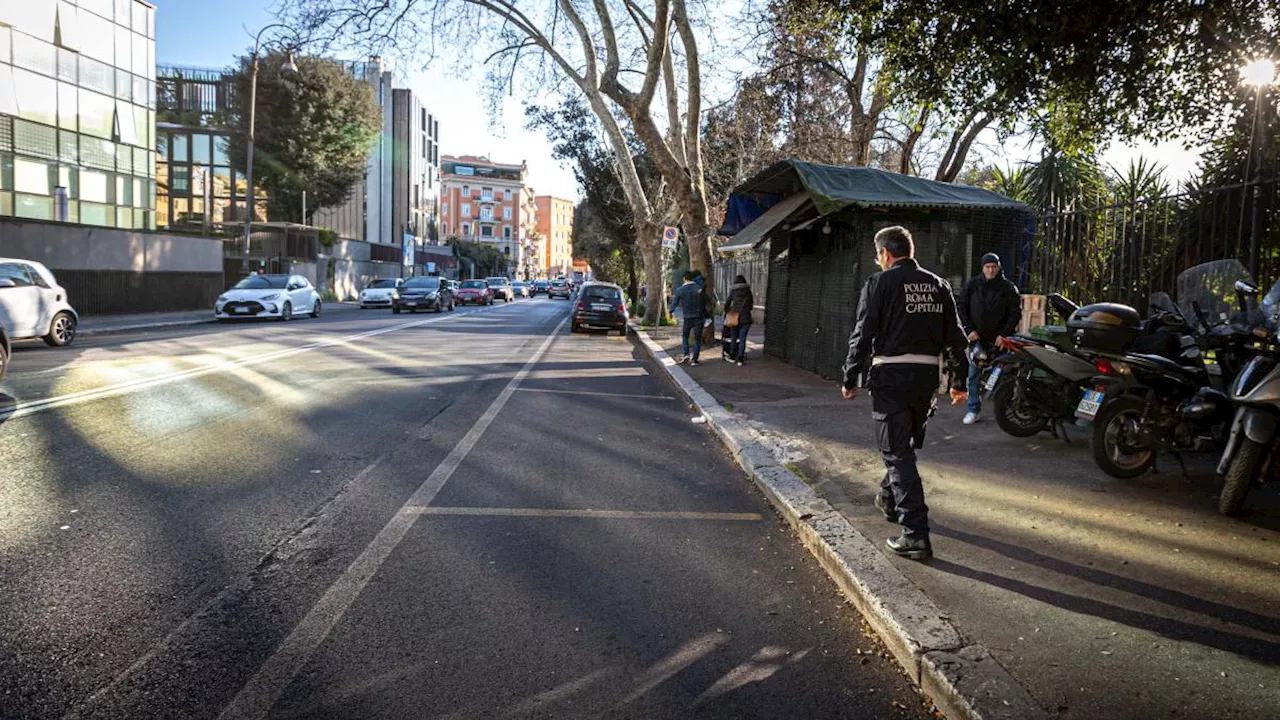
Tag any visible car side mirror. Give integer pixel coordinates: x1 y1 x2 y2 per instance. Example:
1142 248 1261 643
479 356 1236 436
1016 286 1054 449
0 278 15 289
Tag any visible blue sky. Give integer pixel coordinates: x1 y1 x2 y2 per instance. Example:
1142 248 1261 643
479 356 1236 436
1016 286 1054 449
153 0 584 200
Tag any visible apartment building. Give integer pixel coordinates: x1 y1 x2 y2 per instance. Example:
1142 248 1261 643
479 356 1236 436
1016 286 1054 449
440 155 531 272
535 195 575 277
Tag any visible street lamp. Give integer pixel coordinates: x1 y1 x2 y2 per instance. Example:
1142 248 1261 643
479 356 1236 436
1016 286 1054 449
1241 58 1277 278
240 25 301 276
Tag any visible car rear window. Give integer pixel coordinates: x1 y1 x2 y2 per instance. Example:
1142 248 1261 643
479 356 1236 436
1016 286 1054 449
461 280 487 288
583 287 622 302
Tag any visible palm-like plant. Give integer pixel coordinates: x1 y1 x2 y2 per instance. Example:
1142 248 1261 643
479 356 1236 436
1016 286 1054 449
1110 156 1171 204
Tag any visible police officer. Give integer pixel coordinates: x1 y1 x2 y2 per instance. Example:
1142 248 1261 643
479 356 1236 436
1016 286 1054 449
841 226 969 561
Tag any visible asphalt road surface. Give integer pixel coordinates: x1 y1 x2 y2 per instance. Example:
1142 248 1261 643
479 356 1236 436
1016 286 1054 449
0 299 929 719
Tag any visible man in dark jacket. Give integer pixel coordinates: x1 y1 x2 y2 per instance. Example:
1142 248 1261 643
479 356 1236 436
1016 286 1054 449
957 253 1022 424
843 226 969 561
669 271 706 365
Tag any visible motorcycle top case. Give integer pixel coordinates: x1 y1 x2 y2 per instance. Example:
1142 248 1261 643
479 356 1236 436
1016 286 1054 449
1067 302 1142 352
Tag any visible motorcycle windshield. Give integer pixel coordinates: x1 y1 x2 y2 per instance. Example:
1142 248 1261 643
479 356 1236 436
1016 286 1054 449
1262 278 1280 328
1173 259 1253 332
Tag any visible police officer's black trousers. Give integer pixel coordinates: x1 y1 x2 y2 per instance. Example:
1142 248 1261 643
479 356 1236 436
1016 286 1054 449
869 365 938 540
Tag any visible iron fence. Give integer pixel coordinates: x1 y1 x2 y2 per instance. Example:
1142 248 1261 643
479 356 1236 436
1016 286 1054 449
712 247 769 309
1029 174 1279 307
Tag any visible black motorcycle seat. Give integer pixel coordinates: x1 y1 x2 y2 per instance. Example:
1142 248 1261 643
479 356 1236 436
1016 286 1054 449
1129 352 1201 377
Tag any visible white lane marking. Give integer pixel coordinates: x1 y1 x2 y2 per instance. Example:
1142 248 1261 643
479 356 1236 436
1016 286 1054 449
404 507 762 521
0 303 528 422
619 632 728 705
513 387 675 400
62 456 391 720
218 317 568 720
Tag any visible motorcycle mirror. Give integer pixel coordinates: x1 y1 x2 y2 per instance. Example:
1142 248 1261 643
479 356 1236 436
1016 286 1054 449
1235 279 1260 295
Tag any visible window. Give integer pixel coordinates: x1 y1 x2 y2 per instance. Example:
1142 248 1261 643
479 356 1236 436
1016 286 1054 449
503 206 511 220
171 133 188 162
504 188 511 201
461 203 471 218
481 186 492 200
462 184 469 195
461 223 470 236
481 226 493 238
0 262 36 287
442 202 448 216
14 158 49 194
503 226 511 239
192 134 210 164
480 207 493 221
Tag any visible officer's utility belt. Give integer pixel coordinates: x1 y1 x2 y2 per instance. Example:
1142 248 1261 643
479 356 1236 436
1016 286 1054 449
871 354 941 367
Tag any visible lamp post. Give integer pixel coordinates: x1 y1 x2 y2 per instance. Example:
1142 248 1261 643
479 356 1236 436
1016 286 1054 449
1241 58 1276 279
240 25 300 277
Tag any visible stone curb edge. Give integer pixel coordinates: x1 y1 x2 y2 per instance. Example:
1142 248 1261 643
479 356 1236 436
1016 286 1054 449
628 321 1042 720
79 318 216 336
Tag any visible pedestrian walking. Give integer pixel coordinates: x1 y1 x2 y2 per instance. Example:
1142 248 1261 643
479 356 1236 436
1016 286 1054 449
957 253 1022 425
669 271 706 366
842 226 969 561
722 275 754 365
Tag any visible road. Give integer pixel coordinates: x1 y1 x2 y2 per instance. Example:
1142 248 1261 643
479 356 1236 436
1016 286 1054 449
0 300 929 719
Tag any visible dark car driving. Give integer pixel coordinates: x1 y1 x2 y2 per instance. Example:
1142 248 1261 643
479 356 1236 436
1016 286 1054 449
533 280 550 295
392 276 454 314
571 282 629 336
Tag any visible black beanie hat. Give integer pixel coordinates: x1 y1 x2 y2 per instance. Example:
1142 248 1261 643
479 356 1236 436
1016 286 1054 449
982 253 1001 267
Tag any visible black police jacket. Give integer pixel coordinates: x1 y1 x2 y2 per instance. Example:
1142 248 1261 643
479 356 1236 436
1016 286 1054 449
842 258 970 391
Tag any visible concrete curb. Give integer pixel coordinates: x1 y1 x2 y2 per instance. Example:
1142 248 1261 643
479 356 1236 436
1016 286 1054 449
79 318 216 336
629 321 1041 720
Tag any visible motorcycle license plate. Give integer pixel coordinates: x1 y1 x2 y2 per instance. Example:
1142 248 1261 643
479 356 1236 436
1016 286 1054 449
984 366 1002 391
1075 390 1105 421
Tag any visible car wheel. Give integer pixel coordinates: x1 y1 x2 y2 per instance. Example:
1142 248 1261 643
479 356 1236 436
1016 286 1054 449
43 311 78 347
310 300 322 318
280 302 292 321
392 306 402 314
0 338 8 381
570 322 580 333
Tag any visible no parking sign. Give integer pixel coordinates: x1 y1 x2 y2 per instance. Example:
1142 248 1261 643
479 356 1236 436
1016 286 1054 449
662 227 678 249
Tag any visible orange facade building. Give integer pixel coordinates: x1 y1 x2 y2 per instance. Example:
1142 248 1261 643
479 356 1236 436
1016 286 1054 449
440 155 533 275
535 195 575 278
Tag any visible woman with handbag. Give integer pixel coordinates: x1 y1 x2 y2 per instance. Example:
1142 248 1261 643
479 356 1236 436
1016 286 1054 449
722 275 754 365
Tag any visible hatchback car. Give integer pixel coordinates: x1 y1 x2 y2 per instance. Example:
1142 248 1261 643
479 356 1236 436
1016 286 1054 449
393 276 454 313
487 277 515 302
571 282 629 336
216 274 321 321
512 281 530 298
548 279 571 299
533 280 550 295
456 279 494 305
0 258 80 347
359 278 403 308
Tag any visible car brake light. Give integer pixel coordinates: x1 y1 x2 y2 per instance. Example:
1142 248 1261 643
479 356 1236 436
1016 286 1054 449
576 301 586 311
1094 359 1114 374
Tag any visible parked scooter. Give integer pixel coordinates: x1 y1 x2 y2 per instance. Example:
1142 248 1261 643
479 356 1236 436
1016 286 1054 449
1215 277 1280 514
1075 260 1260 478
986 293 1190 440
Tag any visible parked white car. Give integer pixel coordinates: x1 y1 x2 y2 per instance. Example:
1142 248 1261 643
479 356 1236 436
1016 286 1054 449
0 258 80 347
359 278 403 308
215 274 321 321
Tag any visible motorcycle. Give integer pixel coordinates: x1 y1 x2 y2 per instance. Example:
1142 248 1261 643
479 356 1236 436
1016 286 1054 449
1215 277 1280 515
1076 260 1261 478
986 294 1190 440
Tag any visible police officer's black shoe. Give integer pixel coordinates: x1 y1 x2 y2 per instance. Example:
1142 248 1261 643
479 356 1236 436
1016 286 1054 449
873 493 896 522
886 535 932 561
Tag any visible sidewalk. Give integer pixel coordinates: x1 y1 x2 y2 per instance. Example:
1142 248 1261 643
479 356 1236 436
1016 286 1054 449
636 321 1280 720
78 309 215 335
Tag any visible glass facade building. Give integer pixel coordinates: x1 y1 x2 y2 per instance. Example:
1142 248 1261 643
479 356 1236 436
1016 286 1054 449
0 0 157 229
154 65 264 231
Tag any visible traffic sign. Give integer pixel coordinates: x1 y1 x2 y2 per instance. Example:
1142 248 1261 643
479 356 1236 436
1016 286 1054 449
662 226 678 249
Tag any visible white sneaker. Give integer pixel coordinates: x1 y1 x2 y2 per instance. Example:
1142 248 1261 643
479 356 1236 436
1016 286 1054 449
963 412 981 425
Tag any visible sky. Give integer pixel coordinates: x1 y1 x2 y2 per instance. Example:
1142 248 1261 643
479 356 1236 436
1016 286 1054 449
155 0 1206 208
154 0 583 200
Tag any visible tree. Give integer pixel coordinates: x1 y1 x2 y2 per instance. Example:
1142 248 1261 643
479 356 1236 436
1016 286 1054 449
808 0 1279 151
226 52 381 224
284 0 717 322
700 77 783 233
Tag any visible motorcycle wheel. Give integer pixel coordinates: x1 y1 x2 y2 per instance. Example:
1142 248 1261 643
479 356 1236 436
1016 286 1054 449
1090 396 1155 478
992 379 1048 438
1219 437 1265 515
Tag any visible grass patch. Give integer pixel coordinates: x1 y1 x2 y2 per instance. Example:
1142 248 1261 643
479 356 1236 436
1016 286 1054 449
723 402 735 412
784 462 812 484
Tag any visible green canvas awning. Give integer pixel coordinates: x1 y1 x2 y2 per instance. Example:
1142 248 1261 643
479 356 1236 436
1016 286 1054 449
723 160 1031 223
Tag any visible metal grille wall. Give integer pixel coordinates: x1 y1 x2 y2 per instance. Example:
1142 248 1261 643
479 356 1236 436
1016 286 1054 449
765 238 791 361
55 270 223 315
